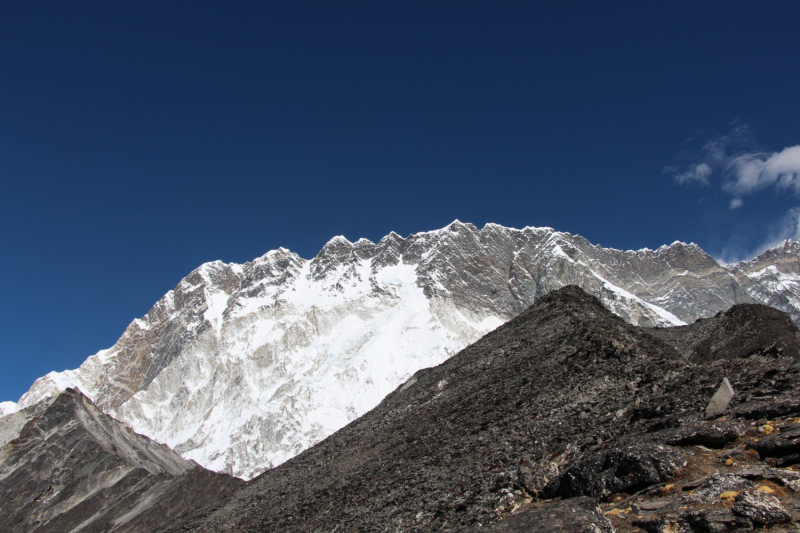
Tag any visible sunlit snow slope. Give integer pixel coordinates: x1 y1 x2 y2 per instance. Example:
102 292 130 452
7 221 800 479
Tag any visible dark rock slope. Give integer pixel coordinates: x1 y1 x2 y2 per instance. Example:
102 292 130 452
0 389 241 533
158 285 800 532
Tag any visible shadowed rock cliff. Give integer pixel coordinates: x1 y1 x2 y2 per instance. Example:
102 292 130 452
0 389 242 533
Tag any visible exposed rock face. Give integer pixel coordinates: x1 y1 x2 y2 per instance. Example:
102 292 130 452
0 388 241 533
5 223 800 479
156 286 800 532
727 240 800 325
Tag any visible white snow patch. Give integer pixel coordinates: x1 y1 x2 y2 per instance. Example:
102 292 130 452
204 290 231 335
0 401 18 417
601 280 685 326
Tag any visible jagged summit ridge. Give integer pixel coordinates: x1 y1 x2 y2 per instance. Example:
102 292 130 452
5 222 800 479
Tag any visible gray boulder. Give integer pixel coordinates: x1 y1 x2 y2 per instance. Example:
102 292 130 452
690 474 755 501
732 489 791 525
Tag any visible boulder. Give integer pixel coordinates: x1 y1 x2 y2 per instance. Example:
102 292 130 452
736 464 800 491
749 423 800 465
543 444 685 499
734 397 800 420
732 489 791 525
666 419 745 448
680 508 753 533
690 474 755 501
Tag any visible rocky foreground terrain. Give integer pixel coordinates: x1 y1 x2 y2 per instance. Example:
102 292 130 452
154 286 800 533
5 223 800 480
0 389 241 533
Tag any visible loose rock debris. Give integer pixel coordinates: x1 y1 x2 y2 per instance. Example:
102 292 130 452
158 287 800 533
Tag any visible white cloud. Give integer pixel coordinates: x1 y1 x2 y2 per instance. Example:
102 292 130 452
723 145 800 196
667 125 800 210
674 162 713 185
664 124 753 191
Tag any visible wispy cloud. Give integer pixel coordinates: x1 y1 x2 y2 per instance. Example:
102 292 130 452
723 146 800 198
715 208 800 264
671 162 713 186
665 125 800 209
756 207 800 255
664 124 755 189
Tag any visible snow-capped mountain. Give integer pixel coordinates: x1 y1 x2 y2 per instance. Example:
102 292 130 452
726 240 800 325
5 221 800 479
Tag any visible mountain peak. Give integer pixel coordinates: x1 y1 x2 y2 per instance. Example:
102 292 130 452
313 235 355 259
445 219 478 232
8 221 800 482
325 235 352 246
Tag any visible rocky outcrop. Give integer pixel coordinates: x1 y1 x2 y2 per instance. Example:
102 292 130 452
646 300 800 364
467 497 615 532
0 388 241 533
6 223 800 479
665 419 746 448
749 424 800 465
156 286 800 532
541 444 686 500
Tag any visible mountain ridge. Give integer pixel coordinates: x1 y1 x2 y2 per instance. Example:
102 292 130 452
0 388 242 533
3 221 799 479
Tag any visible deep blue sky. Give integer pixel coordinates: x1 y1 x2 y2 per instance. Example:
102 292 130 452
2 1 800 402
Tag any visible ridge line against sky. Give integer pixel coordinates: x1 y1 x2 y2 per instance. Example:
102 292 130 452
1 1 799 401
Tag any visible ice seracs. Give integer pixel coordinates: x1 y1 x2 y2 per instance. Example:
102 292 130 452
5 221 800 479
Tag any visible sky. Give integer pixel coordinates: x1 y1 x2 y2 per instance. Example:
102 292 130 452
2 1 800 403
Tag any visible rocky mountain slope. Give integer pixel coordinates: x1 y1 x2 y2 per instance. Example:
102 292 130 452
3 222 799 479
0 388 241 533
157 286 800 533
727 240 800 325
